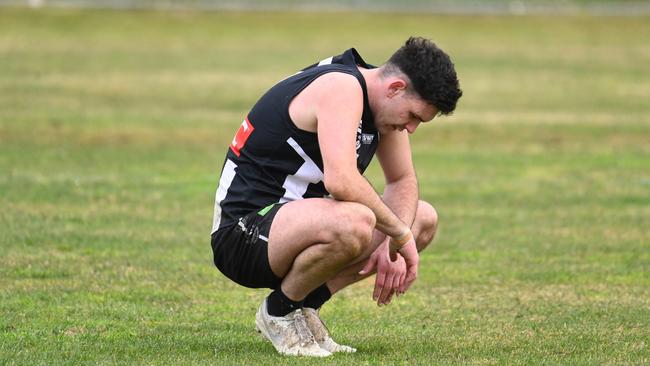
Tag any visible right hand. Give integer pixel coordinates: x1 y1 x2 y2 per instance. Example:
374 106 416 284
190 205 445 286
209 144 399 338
358 240 406 306
394 238 419 294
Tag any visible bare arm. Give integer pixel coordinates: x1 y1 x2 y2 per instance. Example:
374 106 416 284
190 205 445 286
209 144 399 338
358 118 421 302
376 129 419 228
314 73 409 239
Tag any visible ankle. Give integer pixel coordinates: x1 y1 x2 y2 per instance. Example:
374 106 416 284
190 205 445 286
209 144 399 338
266 288 304 317
303 283 332 310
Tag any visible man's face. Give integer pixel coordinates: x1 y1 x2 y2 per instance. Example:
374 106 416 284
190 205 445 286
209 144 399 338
375 88 438 135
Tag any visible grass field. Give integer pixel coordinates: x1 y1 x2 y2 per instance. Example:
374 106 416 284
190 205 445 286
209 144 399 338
1 7 649 365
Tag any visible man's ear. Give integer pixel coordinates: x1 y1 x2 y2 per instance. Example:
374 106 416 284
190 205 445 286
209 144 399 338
387 79 407 97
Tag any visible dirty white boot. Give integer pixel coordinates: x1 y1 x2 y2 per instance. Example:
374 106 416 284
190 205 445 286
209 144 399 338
303 307 356 353
255 299 332 357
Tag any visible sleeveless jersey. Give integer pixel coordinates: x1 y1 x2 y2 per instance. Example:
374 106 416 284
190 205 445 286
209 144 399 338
212 48 379 233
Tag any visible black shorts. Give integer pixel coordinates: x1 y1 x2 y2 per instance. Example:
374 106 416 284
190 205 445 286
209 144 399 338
210 203 283 289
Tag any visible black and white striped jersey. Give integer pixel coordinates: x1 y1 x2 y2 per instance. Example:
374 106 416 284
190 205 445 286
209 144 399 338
212 48 379 233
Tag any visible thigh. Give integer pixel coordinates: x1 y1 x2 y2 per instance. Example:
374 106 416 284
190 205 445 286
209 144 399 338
266 198 374 279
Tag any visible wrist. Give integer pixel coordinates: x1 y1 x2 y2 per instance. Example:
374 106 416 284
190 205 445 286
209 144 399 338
389 229 413 252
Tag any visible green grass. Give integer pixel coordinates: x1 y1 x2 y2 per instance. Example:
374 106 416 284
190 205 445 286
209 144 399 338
1 7 649 365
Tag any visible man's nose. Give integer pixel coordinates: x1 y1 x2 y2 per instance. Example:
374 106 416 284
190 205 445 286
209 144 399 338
406 121 419 134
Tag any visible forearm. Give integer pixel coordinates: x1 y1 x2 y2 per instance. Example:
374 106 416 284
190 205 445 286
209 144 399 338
382 175 419 228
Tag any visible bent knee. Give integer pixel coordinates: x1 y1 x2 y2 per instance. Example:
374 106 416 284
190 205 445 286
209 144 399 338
415 201 438 252
330 202 376 258
419 201 438 232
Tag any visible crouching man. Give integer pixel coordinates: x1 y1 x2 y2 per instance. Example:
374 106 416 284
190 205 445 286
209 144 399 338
210 37 462 356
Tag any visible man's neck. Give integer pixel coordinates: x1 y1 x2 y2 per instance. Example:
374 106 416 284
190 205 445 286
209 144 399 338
357 66 382 117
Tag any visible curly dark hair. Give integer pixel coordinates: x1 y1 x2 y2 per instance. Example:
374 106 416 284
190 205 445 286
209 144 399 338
384 37 462 115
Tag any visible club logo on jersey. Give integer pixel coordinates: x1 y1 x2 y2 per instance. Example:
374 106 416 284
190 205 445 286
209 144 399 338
362 133 374 144
355 120 363 158
230 118 254 157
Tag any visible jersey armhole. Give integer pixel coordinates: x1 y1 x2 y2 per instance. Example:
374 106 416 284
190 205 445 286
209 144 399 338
283 68 364 136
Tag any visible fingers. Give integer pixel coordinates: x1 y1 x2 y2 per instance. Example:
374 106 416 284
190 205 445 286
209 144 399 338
379 272 404 305
373 271 386 302
377 273 395 305
378 258 407 306
402 263 418 293
387 274 401 304
396 255 406 294
398 272 406 295
385 289 395 305
372 242 411 306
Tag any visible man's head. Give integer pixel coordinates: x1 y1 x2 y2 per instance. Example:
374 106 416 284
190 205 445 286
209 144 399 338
385 37 462 116
373 37 462 134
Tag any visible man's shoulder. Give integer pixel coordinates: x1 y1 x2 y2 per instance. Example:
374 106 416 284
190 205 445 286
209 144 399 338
304 71 364 117
289 70 363 133
310 70 362 93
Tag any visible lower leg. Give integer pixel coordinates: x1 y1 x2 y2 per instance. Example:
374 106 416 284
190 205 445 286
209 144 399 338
303 283 332 310
266 242 356 316
280 242 356 301
266 241 365 317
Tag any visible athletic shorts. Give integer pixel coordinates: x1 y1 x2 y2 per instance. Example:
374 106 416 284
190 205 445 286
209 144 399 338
210 203 283 289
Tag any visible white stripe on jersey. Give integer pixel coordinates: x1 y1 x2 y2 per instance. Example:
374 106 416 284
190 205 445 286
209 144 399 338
212 159 238 234
280 137 324 203
318 56 334 66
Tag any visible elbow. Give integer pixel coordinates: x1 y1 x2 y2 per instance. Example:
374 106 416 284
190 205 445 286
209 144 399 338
386 172 418 189
324 174 353 200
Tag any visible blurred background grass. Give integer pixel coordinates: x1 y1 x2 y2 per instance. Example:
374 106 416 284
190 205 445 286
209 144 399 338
0 5 649 365
2 0 650 15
